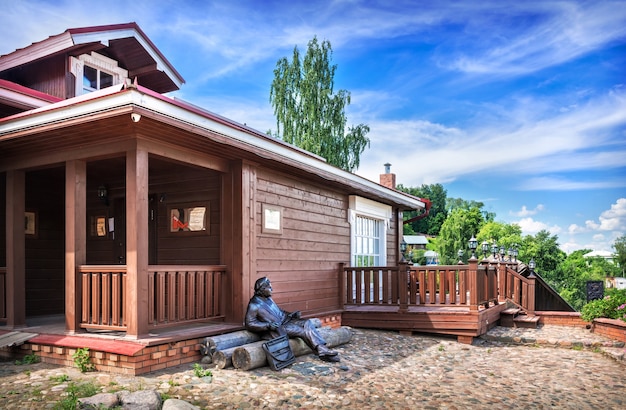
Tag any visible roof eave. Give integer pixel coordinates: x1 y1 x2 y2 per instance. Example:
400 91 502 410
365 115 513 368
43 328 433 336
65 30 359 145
68 23 185 88
0 87 424 211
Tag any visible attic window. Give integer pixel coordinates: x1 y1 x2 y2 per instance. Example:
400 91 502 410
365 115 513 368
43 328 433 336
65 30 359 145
70 52 128 96
83 65 114 93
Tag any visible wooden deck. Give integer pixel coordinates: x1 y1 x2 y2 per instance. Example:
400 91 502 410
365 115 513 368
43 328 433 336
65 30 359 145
343 302 508 341
339 260 532 342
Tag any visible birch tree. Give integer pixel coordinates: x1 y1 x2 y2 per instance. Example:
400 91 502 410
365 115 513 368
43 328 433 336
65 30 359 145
270 37 369 172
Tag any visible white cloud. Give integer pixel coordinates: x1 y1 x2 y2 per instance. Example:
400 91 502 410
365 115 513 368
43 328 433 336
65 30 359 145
584 198 626 232
445 1 626 75
355 89 626 188
511 204 544 217
515 217 562 236
563 199 626 253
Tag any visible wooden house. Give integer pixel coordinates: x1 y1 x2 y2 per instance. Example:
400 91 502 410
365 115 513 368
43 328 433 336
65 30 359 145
0 23 435 373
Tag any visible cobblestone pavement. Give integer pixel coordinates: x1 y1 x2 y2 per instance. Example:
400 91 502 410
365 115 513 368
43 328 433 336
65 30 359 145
0 325 624 409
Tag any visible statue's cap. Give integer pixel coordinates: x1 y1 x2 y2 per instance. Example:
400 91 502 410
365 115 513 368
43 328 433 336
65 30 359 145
254 277 270 292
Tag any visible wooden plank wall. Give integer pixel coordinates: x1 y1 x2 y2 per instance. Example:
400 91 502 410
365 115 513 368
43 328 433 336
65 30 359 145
152 167 221 265
255 170 350 315
25 167 66 316
1 54 67 99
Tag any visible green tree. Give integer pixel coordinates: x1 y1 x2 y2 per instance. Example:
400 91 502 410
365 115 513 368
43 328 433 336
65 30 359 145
446 197 495 222
555 250 619 311
476 221 522 258
397 183 448 236
270 37 370 172
437 207 485 264
520 230 566 285
614 235 626 275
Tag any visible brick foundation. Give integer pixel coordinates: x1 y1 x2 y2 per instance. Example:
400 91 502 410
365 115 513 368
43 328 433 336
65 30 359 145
536 311 588 328
318 312 342 329
18 338 203 375
592 318 626 343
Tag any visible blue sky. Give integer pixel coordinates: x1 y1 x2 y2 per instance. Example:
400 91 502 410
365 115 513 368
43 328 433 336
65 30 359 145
2 0 625 254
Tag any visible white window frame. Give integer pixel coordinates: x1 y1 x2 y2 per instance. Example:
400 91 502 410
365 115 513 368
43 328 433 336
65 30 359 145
70 52 128 96
348 196 391 267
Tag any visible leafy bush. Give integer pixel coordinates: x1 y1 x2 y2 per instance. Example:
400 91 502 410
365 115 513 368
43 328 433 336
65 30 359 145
581 288 626 322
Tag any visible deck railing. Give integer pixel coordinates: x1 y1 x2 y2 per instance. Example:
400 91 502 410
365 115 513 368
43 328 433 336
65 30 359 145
501 264 536 314
341 259 534 312
79 264 225 331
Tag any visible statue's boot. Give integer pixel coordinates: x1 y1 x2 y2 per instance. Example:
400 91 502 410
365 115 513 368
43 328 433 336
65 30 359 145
317 344 340 362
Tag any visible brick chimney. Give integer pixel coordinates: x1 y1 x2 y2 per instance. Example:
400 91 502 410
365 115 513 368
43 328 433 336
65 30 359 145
379 163 396 189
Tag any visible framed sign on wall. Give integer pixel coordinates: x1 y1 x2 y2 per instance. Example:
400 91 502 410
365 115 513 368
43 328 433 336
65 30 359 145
168 203 209 235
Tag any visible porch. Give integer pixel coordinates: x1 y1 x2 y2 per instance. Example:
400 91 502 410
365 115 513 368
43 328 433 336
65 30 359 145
0 264 245 375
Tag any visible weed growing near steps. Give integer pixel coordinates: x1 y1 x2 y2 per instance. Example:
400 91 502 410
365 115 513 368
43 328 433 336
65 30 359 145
53 381 100 410
72 347 95 372
15 353 40 365
192 363 212 378
49 374 70 383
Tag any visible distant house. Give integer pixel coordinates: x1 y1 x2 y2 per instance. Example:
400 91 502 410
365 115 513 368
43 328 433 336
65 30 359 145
583 250 615 264
403 235 428 250
606 277 626 290
0 23 426 340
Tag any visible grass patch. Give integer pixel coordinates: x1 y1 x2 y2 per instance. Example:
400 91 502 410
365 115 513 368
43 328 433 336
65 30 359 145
15 354 40 365
53 381 100 410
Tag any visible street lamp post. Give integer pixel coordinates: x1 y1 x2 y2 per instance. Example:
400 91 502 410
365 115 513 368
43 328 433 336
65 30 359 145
528 258 536 278
468 236 478 260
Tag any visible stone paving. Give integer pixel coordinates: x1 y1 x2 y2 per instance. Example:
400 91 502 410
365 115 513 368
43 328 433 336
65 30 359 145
0 325 624 409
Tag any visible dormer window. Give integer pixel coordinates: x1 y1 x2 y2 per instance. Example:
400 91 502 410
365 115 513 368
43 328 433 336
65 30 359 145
83 65 113 93
70 52 128 96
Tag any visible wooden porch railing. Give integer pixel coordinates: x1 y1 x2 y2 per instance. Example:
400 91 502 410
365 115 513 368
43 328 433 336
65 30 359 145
341 259 535 313
79 264 225 331
80 265 127 331
148 265 225 327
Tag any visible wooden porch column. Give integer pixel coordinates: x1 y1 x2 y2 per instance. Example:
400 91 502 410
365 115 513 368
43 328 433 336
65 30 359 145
5 170 26 328
126 148 149 338
65 160 86 334
468 256 478 311
221 160 257 322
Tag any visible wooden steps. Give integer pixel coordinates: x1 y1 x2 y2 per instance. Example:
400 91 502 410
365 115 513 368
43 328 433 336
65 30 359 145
500 307 539 329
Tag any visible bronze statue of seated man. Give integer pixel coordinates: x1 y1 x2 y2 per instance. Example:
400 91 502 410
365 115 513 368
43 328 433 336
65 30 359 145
244 277 340 362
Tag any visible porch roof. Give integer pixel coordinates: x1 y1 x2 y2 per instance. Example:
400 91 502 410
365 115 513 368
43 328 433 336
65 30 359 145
0 82 426 211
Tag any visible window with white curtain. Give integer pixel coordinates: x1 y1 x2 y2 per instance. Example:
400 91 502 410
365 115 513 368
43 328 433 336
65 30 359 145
348 196 391 267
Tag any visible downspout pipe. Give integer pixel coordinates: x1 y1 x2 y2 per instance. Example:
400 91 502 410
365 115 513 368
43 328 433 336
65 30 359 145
403 198 432 224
